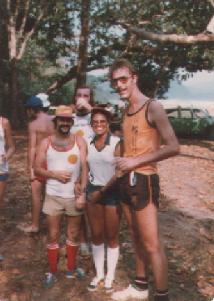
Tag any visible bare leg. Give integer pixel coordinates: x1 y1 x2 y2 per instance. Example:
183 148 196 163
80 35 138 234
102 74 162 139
0 180 7 260
122 203 148 278
67 215 82 244
135 202 168 291
31 179 43 229
86 203 105 245
0 181 7 207
46 214 61 274
79 214 90 256
105 205 121 248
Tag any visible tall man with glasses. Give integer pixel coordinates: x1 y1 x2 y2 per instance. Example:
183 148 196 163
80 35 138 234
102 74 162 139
109 59 180 301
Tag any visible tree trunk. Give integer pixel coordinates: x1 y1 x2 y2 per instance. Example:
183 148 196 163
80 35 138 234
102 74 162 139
9 59 25 128
76 0 90 88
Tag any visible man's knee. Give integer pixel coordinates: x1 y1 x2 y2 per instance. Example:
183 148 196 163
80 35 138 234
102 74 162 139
143 238 162 255
67 226 80 243
106 233 119 248
48 230 59 243
91 231 104 245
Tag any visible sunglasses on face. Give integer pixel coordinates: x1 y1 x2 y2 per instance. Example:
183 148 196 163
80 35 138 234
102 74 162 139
111 76 132 87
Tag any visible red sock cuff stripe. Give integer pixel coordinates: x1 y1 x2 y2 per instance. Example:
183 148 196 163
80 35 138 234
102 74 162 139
47 243 59 249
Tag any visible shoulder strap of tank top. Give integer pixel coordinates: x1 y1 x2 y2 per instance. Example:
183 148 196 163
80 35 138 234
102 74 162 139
145 98 156 128
126 98 151 117
74 134 81 151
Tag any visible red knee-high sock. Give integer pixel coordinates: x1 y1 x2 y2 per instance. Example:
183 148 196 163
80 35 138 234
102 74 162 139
47 243 59 274
66 239 79 271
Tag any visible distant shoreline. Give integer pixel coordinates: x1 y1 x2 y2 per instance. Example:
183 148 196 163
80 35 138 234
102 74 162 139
160 99 214 115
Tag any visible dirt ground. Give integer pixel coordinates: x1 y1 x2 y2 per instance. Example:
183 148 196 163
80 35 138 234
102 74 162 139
0 133 214 301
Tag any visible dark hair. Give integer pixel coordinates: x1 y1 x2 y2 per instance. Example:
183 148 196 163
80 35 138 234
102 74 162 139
91 108 112 124
26 107 42 113
109 58 137 80
72 86 94 106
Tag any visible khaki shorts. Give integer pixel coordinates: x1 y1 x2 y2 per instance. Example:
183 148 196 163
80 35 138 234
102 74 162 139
42 194 84 217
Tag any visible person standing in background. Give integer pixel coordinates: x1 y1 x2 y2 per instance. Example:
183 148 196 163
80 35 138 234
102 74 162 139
71 86 95 256
18 95 54 233
0 115 15 260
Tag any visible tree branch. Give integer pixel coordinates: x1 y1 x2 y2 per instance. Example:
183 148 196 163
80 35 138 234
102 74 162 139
47 63 111 93
18 0 30 39
115 19 214 44
6 0 17 59
17 8 45 60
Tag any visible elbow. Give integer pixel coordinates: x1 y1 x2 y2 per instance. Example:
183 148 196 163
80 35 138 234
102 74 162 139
171 142 180 156
34 167 40 176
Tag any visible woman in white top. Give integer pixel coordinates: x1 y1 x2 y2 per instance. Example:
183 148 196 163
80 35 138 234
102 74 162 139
0 116 15 260
86 108 122 293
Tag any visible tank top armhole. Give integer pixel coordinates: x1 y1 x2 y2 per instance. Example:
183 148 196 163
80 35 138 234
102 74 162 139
145 99 156 128
45 136 52 153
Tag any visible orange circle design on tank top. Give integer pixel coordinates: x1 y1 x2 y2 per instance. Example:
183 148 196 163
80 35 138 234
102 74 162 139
68 154 78 164
76 129 84 136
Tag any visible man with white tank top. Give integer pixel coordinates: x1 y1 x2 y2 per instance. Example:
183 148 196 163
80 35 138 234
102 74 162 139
35 105 88 288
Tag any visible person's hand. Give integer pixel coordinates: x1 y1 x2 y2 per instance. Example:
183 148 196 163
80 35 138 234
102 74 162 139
76 98 92 111
30 168 36 181
114 157 139 172
88 190 103 204
74 182 81 198
54 171 72 183
75 193 86 210
0 154 6 164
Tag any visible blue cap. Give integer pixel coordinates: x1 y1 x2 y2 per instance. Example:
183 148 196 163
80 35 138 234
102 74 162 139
25 96 43 108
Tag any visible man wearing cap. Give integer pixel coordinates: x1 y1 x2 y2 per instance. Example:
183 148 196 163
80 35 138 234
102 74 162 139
19 95 54 233
35 105 88 287
36 93 51 112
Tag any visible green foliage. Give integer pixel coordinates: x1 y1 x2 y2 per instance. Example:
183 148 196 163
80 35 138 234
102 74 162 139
0 0 214 122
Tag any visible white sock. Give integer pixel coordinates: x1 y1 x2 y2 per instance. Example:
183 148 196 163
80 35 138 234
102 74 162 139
106 246 119 280
92 243 105 279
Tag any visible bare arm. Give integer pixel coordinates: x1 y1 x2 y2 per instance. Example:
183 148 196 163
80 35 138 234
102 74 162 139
28 123 37 180
76 135 88 192
3 118 15 161
75 135 88 208
115 101 180 171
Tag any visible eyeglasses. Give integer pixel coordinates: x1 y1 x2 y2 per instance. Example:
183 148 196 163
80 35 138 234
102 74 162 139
91 120 107 125
111 76 132 87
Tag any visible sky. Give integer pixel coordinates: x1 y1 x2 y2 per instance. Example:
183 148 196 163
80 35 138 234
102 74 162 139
164 70 214 114
89 69 214 114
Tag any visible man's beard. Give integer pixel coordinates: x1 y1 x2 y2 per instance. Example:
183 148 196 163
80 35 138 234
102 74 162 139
58 125 71 135
76 108 89 116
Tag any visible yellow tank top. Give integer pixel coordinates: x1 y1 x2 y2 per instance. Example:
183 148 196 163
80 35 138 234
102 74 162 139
123 100 160 175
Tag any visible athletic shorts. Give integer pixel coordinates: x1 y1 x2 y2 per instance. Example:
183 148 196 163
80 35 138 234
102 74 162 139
118 172 160 210
87 182 120 206
0 173 8 182
42 194 84 217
